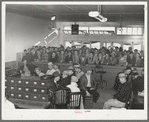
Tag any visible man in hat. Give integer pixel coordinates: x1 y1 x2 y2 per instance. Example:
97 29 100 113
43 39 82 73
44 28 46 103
46 62 56 75
74 64 84 81
68 66 74 76
103 72 131 109
80 67 97 103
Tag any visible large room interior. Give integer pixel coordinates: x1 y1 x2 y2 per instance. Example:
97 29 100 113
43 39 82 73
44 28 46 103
4 3 145 111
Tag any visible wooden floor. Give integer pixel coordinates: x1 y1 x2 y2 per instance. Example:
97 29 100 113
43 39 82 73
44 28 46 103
92 89 115 109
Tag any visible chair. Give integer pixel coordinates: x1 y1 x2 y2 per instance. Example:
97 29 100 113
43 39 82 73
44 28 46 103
54 88 71 109
94 65 107 89
131 92 144 109
67 92 82 109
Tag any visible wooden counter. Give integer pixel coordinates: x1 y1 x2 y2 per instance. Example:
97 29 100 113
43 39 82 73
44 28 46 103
6 61 144 89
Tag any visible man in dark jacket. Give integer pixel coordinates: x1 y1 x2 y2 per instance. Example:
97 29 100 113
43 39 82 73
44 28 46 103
50 52 58 63
103 72 131 109
79 67 97 103
58 70 70 87
132 70 144 96
127 52 136 67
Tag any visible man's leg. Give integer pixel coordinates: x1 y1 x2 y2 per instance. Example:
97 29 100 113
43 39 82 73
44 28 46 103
88 89 97 103
103 99 126 109
80 89 86 105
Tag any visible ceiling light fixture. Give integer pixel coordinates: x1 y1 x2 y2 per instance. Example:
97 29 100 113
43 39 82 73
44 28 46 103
88 5 107 22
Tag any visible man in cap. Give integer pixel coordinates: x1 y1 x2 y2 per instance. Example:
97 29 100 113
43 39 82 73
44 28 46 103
103 72 131 109
74 64 84 81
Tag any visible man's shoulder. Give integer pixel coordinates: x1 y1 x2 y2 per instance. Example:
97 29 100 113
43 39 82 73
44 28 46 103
124 81 131 88
80 74 86 78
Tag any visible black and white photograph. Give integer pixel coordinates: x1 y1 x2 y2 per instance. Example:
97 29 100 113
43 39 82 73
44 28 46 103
2 1 148 120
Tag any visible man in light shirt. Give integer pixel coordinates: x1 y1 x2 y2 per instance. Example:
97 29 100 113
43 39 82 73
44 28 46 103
80 67 97 103
46 62 56 75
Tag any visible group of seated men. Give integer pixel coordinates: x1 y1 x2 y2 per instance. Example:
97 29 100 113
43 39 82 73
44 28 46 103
18 59 99 109
103 67 144 109
18 57 144 109
22 45 144 67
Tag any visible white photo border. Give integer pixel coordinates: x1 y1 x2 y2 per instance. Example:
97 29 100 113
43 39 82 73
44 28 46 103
2 1 148 120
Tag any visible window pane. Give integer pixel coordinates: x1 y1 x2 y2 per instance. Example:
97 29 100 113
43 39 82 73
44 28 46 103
127 28 132 35
91 42 100 49
64 27 71 30
134 44 141 51
79 27 88 33
74 42 81 45
138 28 143 35
123 45 130 50
103 43 106 47
107 43 111 48
122 27 127 35
117 28 122 35
89 27 115 31
65 41 72 47
113 43 121 47
133 28 138 35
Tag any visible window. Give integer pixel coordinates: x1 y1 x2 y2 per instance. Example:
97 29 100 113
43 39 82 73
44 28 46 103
123 45 130 50
91 42 100 49
79 27 88 32
65 41 72 47
64 27 71 30
113 43 121 47
134 44 141 51
127 28 132 35
107 43 111 48
89 27 115 31
117 28 122 35
122 28 127 35
63 26 115 35
138 28 143 35
117 27 143 35
133 28 138 35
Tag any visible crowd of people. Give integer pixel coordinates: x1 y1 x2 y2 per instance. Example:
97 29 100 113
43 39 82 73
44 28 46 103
18 55 144 109
22 45 144 67
18 45 144 109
